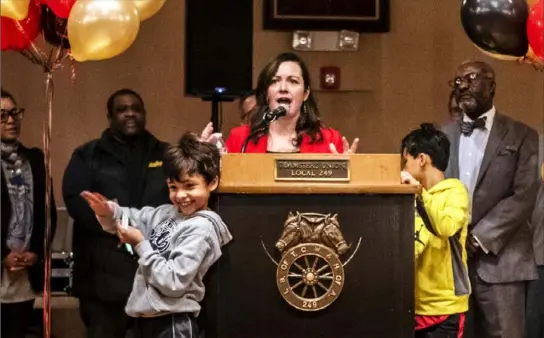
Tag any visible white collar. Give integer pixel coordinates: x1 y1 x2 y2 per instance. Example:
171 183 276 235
463 106 495 131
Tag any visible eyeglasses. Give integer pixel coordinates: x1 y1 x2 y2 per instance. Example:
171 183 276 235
448 72 493 88
1 108 25 123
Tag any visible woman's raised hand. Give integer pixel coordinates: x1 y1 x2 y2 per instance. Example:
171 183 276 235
329 137 359 154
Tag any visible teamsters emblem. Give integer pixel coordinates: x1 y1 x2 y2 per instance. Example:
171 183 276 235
262 212 361 311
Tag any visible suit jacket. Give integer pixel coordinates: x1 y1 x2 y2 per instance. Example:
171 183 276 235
1 145 57 293
225 125 344 153
530 183 544 266
443 113 539 283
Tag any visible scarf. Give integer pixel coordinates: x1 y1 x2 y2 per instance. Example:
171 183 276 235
1 141 34 252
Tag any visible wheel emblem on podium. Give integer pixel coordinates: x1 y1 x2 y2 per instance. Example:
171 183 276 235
262 212 361 312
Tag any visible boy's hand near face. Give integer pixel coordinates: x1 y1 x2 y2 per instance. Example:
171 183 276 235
401 171 421 186
116 221 145 247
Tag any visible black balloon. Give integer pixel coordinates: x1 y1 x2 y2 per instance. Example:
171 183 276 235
461 0 529 57
41 5 70 49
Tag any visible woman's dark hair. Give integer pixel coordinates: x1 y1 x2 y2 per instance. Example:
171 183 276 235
248 52 323 146
163 132 220 185
1 89 17 106
401 123 450 172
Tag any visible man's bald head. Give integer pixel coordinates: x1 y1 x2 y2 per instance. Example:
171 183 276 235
456 60 495 80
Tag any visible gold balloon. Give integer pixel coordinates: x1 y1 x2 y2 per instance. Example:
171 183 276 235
475 45 521 61
527 0 539 8
67 0 140 62
1 0 31 20
133 0 167 21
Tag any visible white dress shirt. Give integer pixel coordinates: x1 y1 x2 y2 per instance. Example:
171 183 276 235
459 106 496 253
459 106 496 200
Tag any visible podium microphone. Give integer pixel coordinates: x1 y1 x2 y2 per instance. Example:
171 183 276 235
262 104 289 123
241 104 290 153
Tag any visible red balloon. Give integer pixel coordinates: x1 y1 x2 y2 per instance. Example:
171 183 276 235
527 0 544 60
1 1 41 51
39 0 75 19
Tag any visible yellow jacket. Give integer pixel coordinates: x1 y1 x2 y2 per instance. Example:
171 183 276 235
414 178 470 316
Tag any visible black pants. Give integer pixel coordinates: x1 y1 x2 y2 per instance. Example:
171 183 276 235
1 299 35 338
415 313 464 338
133 313 198 338
526 265 544 338
79 297 132 338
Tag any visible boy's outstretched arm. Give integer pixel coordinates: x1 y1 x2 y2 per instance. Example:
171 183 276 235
80 191 165 233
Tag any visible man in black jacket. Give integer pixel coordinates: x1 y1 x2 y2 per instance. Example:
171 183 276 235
63 89 170 338
1 89 57 338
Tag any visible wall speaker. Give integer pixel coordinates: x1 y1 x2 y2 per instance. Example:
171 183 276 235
185 0 254 99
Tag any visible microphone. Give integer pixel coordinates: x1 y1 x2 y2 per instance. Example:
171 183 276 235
241 104 290 153
262 104 289 123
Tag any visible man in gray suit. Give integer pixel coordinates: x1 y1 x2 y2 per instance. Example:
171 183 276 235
526 155 544 338
443 60 539 338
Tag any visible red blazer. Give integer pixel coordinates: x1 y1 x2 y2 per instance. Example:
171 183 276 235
225 125 344 153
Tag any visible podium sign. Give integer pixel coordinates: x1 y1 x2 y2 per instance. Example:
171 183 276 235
274 159 350 181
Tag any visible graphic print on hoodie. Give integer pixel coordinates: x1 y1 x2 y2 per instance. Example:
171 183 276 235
150 218 179 254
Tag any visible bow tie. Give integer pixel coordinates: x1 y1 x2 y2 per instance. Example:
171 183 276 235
460 117 487 136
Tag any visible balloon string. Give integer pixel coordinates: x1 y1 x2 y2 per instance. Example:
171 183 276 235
69 55 77 83
42 72 54 338
14 17 72 338
14 21 48 67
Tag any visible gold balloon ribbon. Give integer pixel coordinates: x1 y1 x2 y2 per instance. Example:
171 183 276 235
42 72 54 338
15 31 71 338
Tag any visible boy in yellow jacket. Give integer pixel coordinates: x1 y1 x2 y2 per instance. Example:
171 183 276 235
401 123 470 338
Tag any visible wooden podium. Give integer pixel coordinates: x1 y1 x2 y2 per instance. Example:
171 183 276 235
202 154 418 338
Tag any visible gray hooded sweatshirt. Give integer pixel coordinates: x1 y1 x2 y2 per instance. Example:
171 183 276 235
97 203 233 318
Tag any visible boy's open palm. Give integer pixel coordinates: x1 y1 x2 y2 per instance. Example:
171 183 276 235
80 191 113 218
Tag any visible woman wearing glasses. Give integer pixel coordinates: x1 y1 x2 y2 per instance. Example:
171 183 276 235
0 89 56 338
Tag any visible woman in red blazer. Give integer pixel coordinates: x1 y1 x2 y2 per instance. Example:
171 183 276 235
202 52 358 154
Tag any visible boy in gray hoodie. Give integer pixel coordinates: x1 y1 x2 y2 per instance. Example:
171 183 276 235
80 132 232 338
